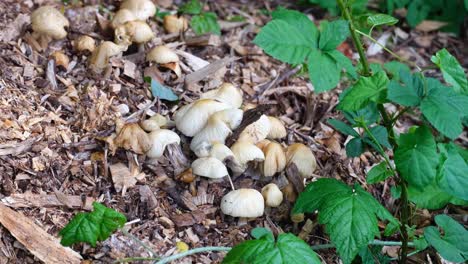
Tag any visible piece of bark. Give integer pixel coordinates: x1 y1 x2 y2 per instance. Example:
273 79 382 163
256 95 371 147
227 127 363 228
185 34 221 47
1 193 94 211
184 56 238 87
171 210 206 227
285 163 304 194
0 137 42 156
139 185 158 210
0 203 82 264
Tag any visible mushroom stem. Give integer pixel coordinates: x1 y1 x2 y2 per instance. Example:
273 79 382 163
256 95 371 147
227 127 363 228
226 175 235 191
237 217 248 226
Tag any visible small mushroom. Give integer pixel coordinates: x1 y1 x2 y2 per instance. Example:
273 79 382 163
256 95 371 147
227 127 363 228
267 116 287 139
141 113 172 132
120 0 156 21
286 143 317 179
238 114 271 143
174 99 231 137
221 189 265 220
261 183 283 207
31 6 69 46
146 45 181 78
89 41 128 73
114 122 151 154
208 143 236 162
146 129 180 158
163 14 188 33
74 35 95 53
115 20 154 46
191 157 229 179
200 83 243 108
230 141 265 174
260 141 286 177
111 9 137 28
50 51 69 70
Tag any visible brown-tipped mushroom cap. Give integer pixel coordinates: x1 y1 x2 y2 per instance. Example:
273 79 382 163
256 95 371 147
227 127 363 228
261 183 283 207
141 113 172 132
221 189 265 218
111 9 137 28
120 0 156 21
163 14 188 33
146 45 181 77
89 41 128 73
191 157 229 179
146 129 180 158
286 143 317 179
261 141 286 177
209 143 235 162
115 20 154 45
267 116 287 139
31 6 69 40
74 35 95 53
200 83 243 108
238 114 271 143
230 141 265 173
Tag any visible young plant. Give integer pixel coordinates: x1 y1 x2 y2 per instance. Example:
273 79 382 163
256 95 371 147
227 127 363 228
179 0 221 35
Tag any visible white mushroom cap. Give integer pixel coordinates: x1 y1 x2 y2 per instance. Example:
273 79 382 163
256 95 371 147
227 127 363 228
115 20 154 45
163 14 188 33
147 45 179 64
200 83 243 108
210 108 243 130
221 189 265 218
261 183 283 207
146 129 180 158
174 99 231 137
111 9 137 28
120 0 156 21
286 143 317 179
261 141 286 177
267 116 287 139
209 143 235 162
238 114 271 143
192 157 228 179
31 6 69 40
141 113 171 132
74 35 95 53
190 118 232 155
89 41 128 73
230 141 265 173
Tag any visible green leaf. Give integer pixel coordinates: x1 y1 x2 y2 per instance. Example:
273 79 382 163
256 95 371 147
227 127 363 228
387 71 424 106
59 202 127 247
420 78 468 139
308 49 340 92
272 8 319 49
222 232 321 264
179 0 202 15
251 227 273 240
431 49 468 94
339 72 389 111
363 125 391 151
346 137 364 157
367 14 398 27
191 12 221 35
294 179 398 264
437 144 468 200
343 103 379 125
319 20 349 51
408 182 454 209
406 0 430 27
395 126 438 189
359 245 390 264
414 236 429 251
366 162 392 184
328 119 359 137
328 49 357 79
383 61 410 81
424 215 468 262
149 78 178 101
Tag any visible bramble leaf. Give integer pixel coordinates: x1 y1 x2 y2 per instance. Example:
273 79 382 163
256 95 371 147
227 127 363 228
191 12 221 35
437 143 468 200
366 162 393 184
59 202 127 247
424 215 468 262
319 20 349 51
346 137 364 157
431 49 468 94
387 71 424 106
339 71 389 111
308 49 341 92
328 49 357 79
179 0 202 15
271 8 319 48
294 179 398 264
363 125 391 151
367 14 398 27
383 61 410 80
328 119 359 137
408 181 467 210
394 126 438 189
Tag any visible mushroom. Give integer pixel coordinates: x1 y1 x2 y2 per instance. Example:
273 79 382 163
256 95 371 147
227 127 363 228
89 41 128 73
200 83 243 108
260 141 286 177
120 0 156 21
286 143 317 179
208 143 236 162
190 108 243 155
74 35 95 53
174 99 231 137
221 189 265 221
191 157 229 179
146 45 181 78
50 51 69 70
267 116 287 139
111 9 137 28
230 141 265 174
238 114 271 143
141 113 173 132
115 20 154 46
146 129 180 158
31 6 69 46
261 183 283 207
114 122 151 154
163 14 188 33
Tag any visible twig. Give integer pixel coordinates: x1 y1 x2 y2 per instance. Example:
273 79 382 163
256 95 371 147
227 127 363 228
125 97 159 122
256 65 302 99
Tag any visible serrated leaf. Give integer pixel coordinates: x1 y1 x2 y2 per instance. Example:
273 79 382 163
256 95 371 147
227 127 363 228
383 61 410 80
328 49 357 79
394 126 438 189
59 202 126 247
251 227 273 241
367 162 393 184
150 78 178 101
308 49 341 92
424 215 468 262
339 71 389 111
319 20 350 51
408 182 453 209
367 14 398 27
179 0 202 15
420 78 468 139
346 137 364 157
294 179 398 264
222 238 273 264
271 8 319 49
387 71 424 106
343 103 379 125
363 125 391 151
437 144 468 200
328 119 359 137
431 49 468 94
191 12 221 35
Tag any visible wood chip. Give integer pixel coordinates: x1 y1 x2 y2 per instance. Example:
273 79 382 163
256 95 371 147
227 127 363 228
185 34 221 47
1 193 94 210
0 203 82 264
171 210 206 227
184 56 238 89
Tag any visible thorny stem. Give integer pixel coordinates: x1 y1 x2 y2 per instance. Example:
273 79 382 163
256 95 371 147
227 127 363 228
337 1 410 262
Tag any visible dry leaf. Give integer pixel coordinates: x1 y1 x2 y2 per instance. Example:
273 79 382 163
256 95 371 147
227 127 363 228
110 163 145 196
416 20 448 32
114 122 151 154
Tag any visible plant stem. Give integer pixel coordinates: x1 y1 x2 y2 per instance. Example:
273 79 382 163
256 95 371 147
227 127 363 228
121 228 159 258
360 122 396 173
153 246 231 264
337 0 371 76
